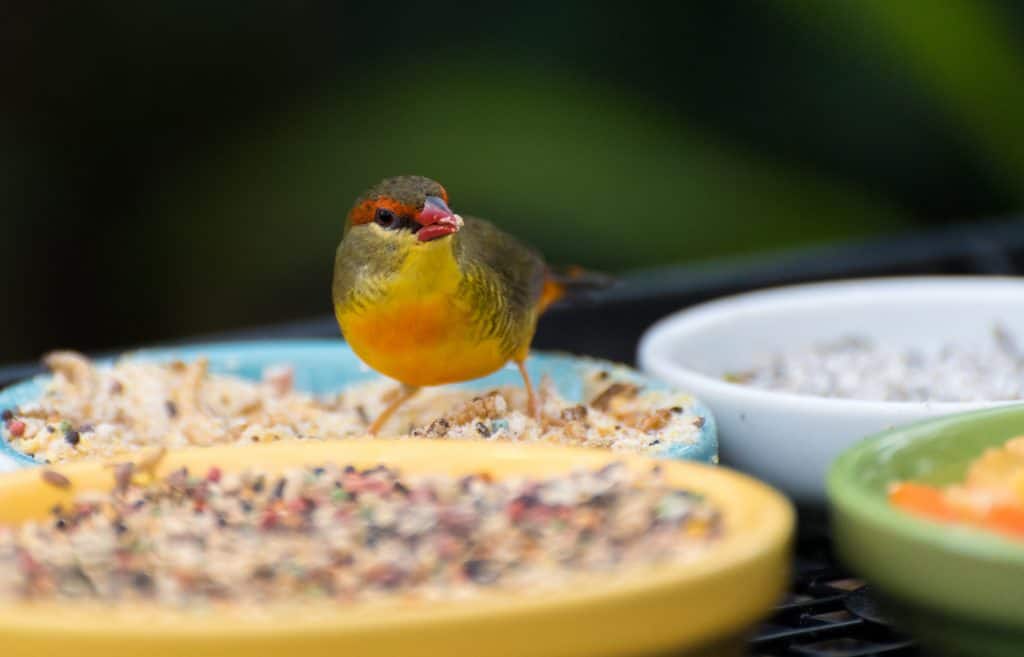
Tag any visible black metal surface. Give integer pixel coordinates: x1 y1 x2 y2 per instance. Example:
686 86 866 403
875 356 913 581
527 217 1024 365
2 218 1021 656
750 527 926 657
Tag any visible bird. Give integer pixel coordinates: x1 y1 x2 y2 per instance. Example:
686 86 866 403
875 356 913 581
332 175 611 434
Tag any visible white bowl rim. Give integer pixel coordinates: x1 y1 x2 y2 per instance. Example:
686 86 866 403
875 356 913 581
638 275 1024 416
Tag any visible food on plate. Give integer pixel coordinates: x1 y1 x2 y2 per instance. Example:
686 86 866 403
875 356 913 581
727 324 1024 402
1 352 706 464
889 435 1024 539
0 461 721 605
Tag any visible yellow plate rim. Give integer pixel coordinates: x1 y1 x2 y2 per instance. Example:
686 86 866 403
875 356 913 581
0 439 793 655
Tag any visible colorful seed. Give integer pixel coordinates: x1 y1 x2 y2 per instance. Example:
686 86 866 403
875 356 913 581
2 461 721 605
113 462 135 493
41 470 71 489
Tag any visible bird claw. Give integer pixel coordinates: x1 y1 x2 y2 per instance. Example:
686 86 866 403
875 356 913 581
366 384 420 436
527 397 542 424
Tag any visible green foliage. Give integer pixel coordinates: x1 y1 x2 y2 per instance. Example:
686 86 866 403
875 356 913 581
783 0 1024 198
6 2 1024 359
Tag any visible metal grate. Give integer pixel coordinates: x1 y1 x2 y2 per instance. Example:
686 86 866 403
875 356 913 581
750 529 928 657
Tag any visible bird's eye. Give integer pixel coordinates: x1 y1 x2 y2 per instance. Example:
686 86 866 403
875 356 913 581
372 207 414 231
374 208 397 228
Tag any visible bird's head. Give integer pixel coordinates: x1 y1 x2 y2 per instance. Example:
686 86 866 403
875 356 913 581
346 175 464 244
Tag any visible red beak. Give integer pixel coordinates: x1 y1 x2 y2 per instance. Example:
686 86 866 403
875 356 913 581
415 196 463 242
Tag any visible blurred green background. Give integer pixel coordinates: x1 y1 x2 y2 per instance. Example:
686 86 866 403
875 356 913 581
3 1 1024 362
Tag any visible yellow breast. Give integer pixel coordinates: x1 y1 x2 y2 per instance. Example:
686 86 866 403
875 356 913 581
335 240 518 387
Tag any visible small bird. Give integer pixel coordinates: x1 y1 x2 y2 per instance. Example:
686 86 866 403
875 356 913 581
332 175 610 434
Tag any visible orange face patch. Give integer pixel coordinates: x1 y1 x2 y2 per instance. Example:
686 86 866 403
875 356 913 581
347 197 418 226
347 185 450 227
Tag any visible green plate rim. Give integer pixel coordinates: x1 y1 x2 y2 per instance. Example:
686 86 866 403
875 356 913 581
827 403 1024 567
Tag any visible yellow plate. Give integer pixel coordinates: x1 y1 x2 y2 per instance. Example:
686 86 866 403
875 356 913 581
0 440 793 657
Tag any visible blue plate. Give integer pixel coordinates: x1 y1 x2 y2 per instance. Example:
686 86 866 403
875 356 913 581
0 340 717 469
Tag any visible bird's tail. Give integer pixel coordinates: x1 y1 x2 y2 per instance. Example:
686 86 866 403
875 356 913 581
539 265 617 312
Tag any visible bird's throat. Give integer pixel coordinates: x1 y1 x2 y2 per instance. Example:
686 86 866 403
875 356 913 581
397 237 461 293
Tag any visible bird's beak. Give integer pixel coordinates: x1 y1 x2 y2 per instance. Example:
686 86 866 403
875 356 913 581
415 196 463 242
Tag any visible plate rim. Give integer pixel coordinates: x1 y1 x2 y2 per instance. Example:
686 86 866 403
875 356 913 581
0 438 789 655
0 339 718 467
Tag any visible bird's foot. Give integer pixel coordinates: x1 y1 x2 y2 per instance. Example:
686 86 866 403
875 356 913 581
366 414 387 436
526 394 542 424
516 359 542 424
366 384 420 435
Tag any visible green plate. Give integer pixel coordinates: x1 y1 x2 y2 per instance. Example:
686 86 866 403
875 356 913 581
828 404 1024 657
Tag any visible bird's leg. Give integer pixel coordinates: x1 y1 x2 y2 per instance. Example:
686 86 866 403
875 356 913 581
367 384 420 435
515 359 541 421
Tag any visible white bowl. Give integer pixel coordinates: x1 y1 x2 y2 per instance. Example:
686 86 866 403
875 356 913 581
637 276 1024 505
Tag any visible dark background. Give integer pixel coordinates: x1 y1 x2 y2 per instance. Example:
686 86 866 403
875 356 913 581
5 1 1024 363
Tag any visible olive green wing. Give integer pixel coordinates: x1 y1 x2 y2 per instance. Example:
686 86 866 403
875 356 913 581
452 216 547 356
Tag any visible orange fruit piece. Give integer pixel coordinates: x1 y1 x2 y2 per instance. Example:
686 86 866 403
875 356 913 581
889 482 963 523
